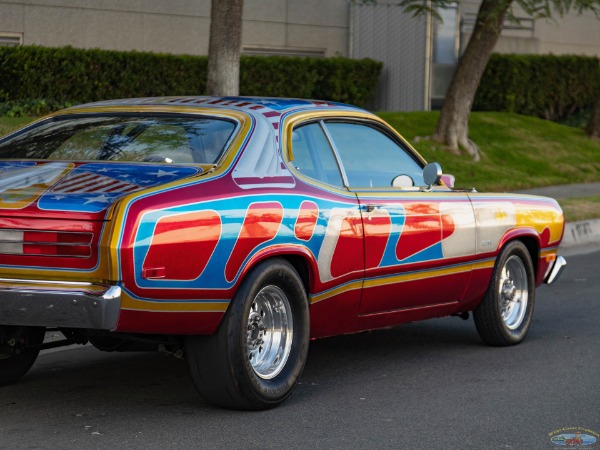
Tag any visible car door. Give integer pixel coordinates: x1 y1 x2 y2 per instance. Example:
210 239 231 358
321 120 477 315
287 120 365 297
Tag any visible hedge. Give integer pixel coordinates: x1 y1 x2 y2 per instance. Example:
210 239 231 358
474 54 600 121
0 45 382 112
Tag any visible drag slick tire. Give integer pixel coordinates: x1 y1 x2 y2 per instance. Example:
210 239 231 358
474 241 535 346
186 259 310 410
0 326 45 386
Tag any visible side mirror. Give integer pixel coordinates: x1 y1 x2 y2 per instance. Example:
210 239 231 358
423 162 442 189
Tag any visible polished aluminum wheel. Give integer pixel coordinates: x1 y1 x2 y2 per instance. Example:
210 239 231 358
499 255 528 330
246 285 293 379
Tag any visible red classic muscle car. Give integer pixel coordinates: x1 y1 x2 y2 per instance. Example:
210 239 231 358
0 97 566 409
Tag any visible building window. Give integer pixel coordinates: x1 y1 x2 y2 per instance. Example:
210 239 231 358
243 46 325 58
0 33 23 47
431 6 460 106
434 6 459 65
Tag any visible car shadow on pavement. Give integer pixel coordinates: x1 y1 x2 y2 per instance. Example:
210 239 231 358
1 316 482 410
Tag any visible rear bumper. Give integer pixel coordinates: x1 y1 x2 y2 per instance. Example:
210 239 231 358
0 278 121 330
544 255 567 285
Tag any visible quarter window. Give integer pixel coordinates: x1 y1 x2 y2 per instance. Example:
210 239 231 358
291 122 344 187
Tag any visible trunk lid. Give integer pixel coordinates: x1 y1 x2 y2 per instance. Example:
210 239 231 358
0 161 201 221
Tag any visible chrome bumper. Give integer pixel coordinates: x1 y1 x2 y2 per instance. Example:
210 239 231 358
0 278 121 330
544 256 567 285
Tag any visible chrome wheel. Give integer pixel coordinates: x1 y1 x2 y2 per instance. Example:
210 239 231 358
246 285 293 380
474 241 535 346
499 255 528 330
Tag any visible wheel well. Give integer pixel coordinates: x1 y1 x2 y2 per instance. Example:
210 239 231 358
513 236 539 275
282 255 311 297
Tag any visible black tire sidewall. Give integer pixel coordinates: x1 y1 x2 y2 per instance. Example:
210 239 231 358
475 241 536 345
224 258 310 407
0 326 45 386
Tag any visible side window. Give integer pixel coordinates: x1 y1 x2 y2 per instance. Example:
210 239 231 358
325 122 425 188
291 122 344 187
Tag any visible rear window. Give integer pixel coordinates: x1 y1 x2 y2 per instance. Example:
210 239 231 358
0 115 237 164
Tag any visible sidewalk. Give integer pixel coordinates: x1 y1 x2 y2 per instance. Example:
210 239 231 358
516 182 600 251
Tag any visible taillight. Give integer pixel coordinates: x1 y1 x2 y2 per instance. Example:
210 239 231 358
0 229 93 257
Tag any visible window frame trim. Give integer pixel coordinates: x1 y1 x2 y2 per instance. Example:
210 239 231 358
284 111 429 194
318 120 350 189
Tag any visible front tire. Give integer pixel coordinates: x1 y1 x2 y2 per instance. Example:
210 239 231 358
186 258 310 410
473 241 535 346
0 326 45 386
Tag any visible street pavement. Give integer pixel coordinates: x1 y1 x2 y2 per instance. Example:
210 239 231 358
0 249 598 450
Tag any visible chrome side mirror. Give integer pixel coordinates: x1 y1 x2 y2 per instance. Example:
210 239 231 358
423 162 442 189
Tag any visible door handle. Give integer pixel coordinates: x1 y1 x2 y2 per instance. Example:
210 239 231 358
365 204 383 213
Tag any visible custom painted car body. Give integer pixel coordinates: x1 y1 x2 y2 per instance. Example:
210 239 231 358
0 97 566 409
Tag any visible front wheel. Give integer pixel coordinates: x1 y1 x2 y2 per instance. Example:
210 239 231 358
473 241 535 346
0 326 45 386
186 258 310 410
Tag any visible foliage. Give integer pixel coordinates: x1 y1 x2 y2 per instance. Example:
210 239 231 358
310 57 382 107
0 99 73 117
0 46 382 113
474 54 600 121
239 56 318 99
399 0 600 23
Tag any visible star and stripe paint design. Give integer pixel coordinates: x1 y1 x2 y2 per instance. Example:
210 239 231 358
0 161 200 213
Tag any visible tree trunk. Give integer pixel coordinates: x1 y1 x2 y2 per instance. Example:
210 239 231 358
586 93 600 139
206 0 244 96
433 0 512 160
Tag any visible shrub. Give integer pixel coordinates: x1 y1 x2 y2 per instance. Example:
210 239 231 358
474 54 600 121
0 46 382 114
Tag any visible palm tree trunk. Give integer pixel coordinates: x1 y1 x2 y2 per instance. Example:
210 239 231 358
206 0 244 96
433 0 512 160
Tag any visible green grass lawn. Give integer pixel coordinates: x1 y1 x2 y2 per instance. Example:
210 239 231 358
2 112 600 221
378 111 600 192
0 116 37 137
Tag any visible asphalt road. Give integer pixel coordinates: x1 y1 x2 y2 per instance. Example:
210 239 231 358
1 250 598 450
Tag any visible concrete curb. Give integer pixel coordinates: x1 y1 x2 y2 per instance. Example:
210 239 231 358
560 218 600 248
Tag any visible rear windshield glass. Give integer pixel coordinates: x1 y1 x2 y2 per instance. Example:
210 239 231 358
0 115 237 164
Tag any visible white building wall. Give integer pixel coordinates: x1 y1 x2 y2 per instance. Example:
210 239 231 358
0 0 349 57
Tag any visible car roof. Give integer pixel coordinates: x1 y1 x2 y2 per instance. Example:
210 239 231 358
66 96 366 118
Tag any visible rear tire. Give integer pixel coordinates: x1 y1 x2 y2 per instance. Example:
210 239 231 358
474 241 535 346
0 326 45 386
186 258 310 410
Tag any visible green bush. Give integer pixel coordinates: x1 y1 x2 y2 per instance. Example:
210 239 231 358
0 99 73 117
474 54 600 121
0 46 382 114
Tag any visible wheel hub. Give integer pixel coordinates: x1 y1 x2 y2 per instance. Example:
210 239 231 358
246 285 293 380
247 314 266 348
499 255 529 330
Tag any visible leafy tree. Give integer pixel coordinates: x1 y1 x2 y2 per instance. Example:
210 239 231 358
402 0 600 159
206 0 244 96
